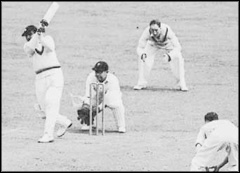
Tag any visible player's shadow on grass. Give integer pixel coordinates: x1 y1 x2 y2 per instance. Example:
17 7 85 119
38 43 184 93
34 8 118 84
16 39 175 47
121 85 181 92
68 127 119 134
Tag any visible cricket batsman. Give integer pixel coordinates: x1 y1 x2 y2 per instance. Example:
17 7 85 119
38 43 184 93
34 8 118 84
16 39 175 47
22 21 72 143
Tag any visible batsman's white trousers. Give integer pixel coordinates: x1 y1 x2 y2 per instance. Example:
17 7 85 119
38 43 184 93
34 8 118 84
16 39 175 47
137 42 187 88
35 68 71 138
105 91 126 131
190 133 239 171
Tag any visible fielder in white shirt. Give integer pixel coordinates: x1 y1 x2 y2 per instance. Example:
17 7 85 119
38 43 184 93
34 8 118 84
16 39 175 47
134 19 188 91
22 21 72 143
82 61 126 133
190 112 238 171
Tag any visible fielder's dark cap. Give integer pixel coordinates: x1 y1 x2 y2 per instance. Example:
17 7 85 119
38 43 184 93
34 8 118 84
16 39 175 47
22 25 37 36
92 61 109 73
204 112 219 122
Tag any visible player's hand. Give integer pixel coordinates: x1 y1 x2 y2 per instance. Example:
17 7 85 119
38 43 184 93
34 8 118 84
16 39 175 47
212 165 220 172
37 27 45 35
195 143 202 153
206 166 220 172
141 53 147 62
163 54 171 62
40 19 49 27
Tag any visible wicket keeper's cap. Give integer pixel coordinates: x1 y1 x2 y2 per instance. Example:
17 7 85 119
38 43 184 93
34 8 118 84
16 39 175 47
92 61 109 73
22 25 37 36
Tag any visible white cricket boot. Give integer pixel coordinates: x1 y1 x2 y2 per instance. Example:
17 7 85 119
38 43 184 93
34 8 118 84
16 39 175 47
38 134 54 143
180 85 189 91
118 127 126 133
177 81 188 91
57 120 72 137
133 85 147 90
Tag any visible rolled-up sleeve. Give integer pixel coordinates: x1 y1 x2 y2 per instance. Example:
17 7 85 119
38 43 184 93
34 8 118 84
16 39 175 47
84 73 94 99
167 27 182 51
40 35 55 52
23 34 39 57
104 75 123 107
136 27 150 56
23 43 35 57
195 127 206 147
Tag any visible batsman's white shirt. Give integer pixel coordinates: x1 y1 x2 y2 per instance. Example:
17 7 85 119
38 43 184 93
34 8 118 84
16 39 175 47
84 71 126 131
191 120 238 171
23 33 71 138
24 33 60 71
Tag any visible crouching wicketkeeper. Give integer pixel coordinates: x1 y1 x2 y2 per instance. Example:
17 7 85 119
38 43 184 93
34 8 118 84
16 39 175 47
77 61 126 133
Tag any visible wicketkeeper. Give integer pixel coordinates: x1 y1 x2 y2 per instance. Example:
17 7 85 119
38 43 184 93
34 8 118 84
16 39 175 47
77 61 126 133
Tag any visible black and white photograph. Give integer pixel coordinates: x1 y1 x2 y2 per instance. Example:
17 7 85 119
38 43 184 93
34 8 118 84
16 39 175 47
2 1 238 171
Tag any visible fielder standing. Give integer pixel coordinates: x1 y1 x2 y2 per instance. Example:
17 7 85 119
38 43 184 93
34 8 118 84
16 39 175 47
134 19 188 91
80 61 126 133
190 112 238 171
22 21 72 143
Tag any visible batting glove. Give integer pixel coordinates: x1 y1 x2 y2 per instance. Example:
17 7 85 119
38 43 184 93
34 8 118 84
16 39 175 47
40 19 49 27
37 27 45 35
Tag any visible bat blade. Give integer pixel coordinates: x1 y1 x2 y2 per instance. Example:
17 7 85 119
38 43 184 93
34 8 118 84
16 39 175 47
42 2 59 25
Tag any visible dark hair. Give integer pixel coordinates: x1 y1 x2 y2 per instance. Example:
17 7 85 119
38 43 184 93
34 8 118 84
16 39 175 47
22 25 37 37
149 19 161 27
204 112 219 122
92 61 109 73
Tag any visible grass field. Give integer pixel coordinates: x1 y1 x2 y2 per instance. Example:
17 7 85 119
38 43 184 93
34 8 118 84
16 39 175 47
2 2 238 171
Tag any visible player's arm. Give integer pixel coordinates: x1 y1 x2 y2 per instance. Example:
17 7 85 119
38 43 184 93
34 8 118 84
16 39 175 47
23 43 35 57
167 26 182 52
23 33 39 57
208 156 228 171
104 76 122 108
107 76 120 95
136 26 150 56
194 128 206 152
83 72 95 104
217 156 228 170
39 34 55 52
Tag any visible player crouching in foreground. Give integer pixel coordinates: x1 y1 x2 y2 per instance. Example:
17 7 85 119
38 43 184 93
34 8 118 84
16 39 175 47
22 20 72 143
77 61 126 133
190 112 238 171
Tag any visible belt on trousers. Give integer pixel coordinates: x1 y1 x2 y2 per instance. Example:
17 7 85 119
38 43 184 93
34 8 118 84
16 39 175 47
35 66 61 75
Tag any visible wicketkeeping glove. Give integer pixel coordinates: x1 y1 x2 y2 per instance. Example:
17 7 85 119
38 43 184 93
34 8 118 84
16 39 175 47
37 27 45 34
77 103 97 126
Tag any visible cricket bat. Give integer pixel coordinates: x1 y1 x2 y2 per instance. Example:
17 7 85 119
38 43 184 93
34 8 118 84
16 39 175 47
41 2 59 27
